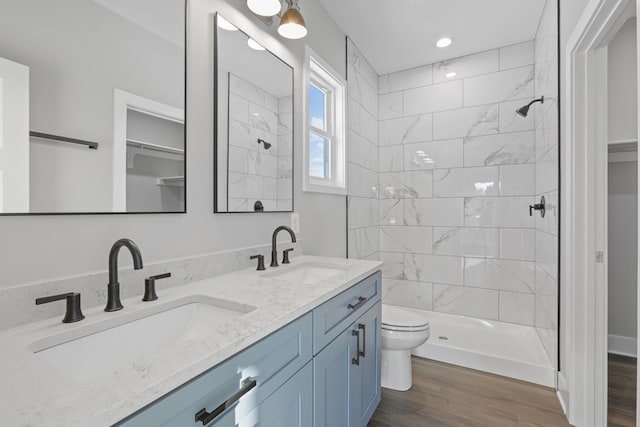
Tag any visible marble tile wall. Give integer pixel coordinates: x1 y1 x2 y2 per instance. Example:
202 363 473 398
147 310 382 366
377 41 540 327
277 95 293 211
534 0 559 368
227 73 293 211
347 38 380 260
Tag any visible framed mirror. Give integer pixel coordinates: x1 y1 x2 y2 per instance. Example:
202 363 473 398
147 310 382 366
0 0 186 214
214 13 294 213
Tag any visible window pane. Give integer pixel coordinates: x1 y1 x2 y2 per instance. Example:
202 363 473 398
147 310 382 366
309 83 326 131
309 132 330 179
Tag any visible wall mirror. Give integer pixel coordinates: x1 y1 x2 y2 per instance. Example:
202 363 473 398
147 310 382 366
0 0 186 214
214 13 294 213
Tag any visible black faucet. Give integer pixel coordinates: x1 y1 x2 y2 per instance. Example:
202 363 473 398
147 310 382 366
271 226 297 267
105 238 144 312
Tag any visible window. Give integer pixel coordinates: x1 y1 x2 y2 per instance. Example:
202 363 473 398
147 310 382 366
304 47 346 194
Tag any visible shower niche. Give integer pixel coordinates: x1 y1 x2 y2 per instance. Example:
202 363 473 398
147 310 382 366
213 14 294 213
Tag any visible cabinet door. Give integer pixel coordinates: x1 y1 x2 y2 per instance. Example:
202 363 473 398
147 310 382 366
313 324 358 427
236 362 313 427
349 302 381 427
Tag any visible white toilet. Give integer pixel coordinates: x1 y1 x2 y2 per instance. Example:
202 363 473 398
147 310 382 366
381 304 430 391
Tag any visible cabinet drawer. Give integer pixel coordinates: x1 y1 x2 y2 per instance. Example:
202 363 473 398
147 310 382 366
117 313 312 427
312 271 381 354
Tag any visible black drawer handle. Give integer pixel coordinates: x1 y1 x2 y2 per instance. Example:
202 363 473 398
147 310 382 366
358 323 366 358
194 377 257 425
352 329 361 366
348 296 368 311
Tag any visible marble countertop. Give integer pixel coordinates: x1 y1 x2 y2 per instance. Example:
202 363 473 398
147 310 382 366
0 255 382 426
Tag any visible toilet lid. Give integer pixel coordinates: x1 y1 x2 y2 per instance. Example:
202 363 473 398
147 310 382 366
381 304 429 330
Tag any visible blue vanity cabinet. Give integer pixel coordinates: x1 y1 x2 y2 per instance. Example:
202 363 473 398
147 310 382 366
313 271 382 427
117 313 312 427
236 362 313 426
313 321 356 427
349 301 382 427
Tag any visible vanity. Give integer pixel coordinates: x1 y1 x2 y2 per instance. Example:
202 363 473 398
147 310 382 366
0 256 382 426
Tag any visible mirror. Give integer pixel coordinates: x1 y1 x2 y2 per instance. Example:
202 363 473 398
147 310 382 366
214 14 294 213
0 0 186 214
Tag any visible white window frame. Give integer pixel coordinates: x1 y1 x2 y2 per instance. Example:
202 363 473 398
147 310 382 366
303 46 346 195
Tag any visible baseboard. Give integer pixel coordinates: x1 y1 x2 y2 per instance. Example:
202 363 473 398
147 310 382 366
556 372 569 418
608 334 637 357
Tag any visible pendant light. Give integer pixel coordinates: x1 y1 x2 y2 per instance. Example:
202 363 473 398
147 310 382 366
278 0 307 39
247 0 308 40
247 0 281 17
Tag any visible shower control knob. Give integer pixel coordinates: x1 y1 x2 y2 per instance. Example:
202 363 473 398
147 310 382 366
529 196 546 218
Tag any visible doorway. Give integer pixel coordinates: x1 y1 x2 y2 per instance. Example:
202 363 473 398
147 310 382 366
607 16 638 426
562 0 638 425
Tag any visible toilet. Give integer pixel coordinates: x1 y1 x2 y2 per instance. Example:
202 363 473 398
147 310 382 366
381 304 430 391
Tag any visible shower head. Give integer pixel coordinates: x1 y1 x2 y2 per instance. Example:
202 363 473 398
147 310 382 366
257 138 272 150
516 96 544 117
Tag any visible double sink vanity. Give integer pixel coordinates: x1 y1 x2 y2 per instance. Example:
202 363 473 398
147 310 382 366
0 255 382 426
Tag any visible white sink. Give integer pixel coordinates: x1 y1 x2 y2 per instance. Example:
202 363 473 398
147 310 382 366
28 296 255 380
262 262 349 285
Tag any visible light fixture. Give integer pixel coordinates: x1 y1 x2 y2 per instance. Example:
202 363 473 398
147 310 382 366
445 71 457 78
436 37 452 48
278 0 307 39
247 0 281 17
247 38 265 51
217 16 238 31
248 0 308 40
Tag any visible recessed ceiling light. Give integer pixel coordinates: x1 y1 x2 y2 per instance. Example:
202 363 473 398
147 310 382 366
437 37 452 48
217 16 238 31
247 38 265 51
446 71 457 78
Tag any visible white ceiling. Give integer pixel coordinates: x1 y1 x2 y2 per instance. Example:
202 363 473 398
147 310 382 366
316 0 547 75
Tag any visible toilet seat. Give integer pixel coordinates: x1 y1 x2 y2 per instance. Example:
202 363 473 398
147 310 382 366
381 304 429 332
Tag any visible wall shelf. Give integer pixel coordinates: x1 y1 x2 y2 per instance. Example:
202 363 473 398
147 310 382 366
126 138 184 155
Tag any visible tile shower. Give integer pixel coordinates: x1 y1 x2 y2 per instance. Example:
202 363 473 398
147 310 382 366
227 73 293 211
347 0 559 371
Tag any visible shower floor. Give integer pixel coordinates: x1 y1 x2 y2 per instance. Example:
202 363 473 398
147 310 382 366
398 306 556 387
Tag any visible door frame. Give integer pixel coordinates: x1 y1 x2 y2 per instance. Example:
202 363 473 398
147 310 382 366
562 0 637 425
111 88 185 211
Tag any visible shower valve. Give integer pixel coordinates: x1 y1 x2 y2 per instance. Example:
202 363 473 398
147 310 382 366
529 196 546 218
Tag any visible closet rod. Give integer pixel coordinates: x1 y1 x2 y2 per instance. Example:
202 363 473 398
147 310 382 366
30 131 99 150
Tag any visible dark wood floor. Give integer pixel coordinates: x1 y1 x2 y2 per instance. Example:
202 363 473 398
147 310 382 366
369 355 638 427
368 357 570 427
608 354 636 427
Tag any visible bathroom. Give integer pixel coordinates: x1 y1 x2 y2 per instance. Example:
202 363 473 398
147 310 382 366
0 0 635 426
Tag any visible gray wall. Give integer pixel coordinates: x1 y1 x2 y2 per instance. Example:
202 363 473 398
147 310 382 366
0 0 347 288
608 18 638 143
607 18 638 344
0 0 184 212
608 160 638 341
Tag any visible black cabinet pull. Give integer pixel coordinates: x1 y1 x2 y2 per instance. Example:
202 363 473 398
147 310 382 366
352 329 361 366
358 323 366 358
194 377 257 425
348 296 368 311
